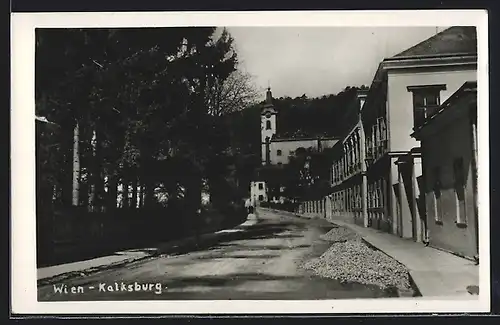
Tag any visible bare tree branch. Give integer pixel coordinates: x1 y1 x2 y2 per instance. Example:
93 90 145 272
206 69 259 116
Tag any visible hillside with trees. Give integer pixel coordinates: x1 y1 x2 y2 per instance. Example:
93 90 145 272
234 86 367 206
227 86 366 154
35 27 259 265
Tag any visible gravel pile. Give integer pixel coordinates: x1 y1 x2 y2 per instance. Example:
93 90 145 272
304 231 412 291
320 226 361 243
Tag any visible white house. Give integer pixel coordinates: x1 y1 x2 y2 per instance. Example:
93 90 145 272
250 181 267 206
328 26 477 244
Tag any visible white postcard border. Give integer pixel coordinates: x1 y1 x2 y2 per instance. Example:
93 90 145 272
11 10 490 314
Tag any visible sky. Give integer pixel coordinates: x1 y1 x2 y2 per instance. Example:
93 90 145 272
226 27 449 99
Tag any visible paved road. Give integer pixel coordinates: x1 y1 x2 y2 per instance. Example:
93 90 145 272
38 209 388 301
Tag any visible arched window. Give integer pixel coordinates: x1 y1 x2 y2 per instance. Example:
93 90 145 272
277 149 282 156
266 120 272 130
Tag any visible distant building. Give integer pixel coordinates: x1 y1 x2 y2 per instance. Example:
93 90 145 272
260 87 339 166
250 181 267 206
411 81 478 259
327 26 477 242
327 88 369 224
254 87 340 204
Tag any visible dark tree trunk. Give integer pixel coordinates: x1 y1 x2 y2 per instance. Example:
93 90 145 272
138 180 144 209
143 159 155 209
107 174 118 210
93 127 105 211
144 180 154 208
186 173 203 238
122 168 129 209
61 126 74 206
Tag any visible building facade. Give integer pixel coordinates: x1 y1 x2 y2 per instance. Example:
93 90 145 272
411 81 478 259
327 26 477 243
327 89 369 226
250 181 268 206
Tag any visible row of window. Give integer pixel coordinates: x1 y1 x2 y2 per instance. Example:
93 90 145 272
330 185 363 212
366 117 388 161
329 178 385 213
330 116 389 185
330 85 445 185
252 182 264 190
331 129 363 184
368 179 384 209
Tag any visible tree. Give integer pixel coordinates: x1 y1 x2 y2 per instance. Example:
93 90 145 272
36 27 239 212
207 69 259 117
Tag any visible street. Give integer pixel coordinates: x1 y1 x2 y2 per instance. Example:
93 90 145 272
38 209 389 301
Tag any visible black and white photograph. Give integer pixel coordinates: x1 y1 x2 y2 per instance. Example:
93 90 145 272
11 10 490 314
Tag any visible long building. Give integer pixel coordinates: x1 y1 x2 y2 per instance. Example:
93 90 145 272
323 26 477 244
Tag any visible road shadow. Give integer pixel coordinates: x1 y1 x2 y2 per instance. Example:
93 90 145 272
194 254 280 260
38 215 336 288
160 220 308 257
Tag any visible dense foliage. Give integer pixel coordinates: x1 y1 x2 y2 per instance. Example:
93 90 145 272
259 146 335 203
36 28 259 223
271 86 365 139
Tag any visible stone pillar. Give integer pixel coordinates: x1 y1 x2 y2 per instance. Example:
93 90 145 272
411 155 423 243
360 128 368 228
354 131 359 170
344 143 348 176
397 165 404 237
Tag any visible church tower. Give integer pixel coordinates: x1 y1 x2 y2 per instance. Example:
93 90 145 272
261 87 277 165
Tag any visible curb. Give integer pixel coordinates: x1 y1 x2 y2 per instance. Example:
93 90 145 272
37 254 156 286
283 208 424 298
37 217 257 286
359 238 422 297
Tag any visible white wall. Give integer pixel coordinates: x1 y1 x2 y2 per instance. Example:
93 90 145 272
269 139 318 164
387 68 477 152
261 113 277 142
266 138 339 165
250 181 267 204
261 113 277 164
